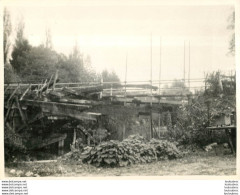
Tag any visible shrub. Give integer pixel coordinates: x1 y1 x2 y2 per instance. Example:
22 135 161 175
78 135 181 168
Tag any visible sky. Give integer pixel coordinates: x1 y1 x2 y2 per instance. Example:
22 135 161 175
4 0 235 84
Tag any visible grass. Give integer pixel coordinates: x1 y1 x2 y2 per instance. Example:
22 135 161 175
5 145 236 177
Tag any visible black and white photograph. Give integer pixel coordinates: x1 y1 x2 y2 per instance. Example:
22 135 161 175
2 0 237 177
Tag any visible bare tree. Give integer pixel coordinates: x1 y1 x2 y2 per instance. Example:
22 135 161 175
45 27 53 49
3 8 12 64
227 11 235 55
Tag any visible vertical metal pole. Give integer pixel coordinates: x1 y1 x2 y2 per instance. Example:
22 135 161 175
188 41 190 89
150 34 153 106
100 76 103 99
150 34 153 139
158 37 162 137
110 84 113 101
159 37 161 95
124 53 128 106
183 41 185 83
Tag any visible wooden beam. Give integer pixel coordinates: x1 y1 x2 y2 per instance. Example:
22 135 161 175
20 84 32 101
62 87 82 96
4 99 14 123
52 70 59 90
7 85 19 107
21 100 99 121
15 97 28 126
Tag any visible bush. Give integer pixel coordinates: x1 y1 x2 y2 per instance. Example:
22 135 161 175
77 135 182 168
150 139 182 160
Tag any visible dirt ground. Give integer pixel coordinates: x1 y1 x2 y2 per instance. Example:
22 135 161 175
5 146 236 177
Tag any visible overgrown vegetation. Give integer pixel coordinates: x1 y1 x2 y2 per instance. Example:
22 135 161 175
69 135 182 168
4 8 120 84
172 71 236 147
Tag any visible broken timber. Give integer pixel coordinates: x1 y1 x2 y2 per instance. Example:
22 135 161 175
21 100 100 121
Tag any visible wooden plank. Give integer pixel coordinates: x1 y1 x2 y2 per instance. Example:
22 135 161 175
53 70 59 90
62 87 82 96
20 84 32 101
21 100 91 110
58 140 64 155
48 90 65 98
7 85 19 107
73 85 103 94
15 97 28 126
59 98 92 105
4 99 14 123
206 126 236 130
46 74 53 91
21 100 98 121
225 129 235 154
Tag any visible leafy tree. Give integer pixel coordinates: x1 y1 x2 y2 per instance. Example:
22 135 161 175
162 79 190 98
3 8 12 64
20 45 59 82
10 19 31 74
57 45 97 83
175 71 236 146
101 69 120 82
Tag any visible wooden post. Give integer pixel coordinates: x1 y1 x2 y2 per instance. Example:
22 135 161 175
225 129 235 154
100 77 103 99
53 70 59 91
158 112 161 138
20 84 31 101
15 97 28 126
4 99 14 123
7 85 19 107
87 136 91 146
58 140 64 155
122 123 126 140
150 111 153 139
72 128 76 148
47 74 53 92
124 53 128 106
110 84 113 101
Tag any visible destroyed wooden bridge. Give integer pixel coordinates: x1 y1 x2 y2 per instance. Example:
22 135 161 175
4 74 192 154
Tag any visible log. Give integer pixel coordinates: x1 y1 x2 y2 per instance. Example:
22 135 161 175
62 87 82 96
74 85 103 94
59 98 92 105
48 90 65 99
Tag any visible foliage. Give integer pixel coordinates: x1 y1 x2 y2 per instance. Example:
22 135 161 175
17 45 59 82
75 135 181 168
162 79 190 99
9 17 97 83
10 20 32 75
4 127 26 163
150 139 182 160
174 71 235 147
102 69 120 82
57 45 97 83
4 63 20 83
